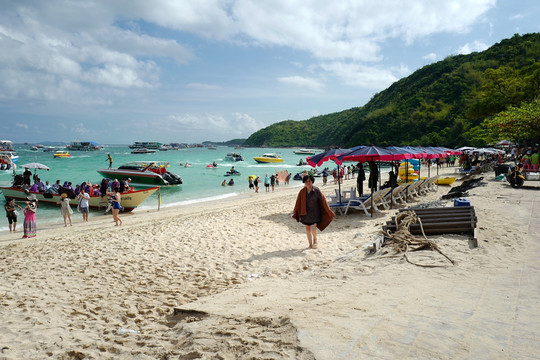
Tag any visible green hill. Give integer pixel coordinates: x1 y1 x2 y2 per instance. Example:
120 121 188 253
244 33 540 147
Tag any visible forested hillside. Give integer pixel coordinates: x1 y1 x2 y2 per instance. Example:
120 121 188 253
244 33 540 147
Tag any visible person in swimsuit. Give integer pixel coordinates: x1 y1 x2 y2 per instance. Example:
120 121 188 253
108 187 123 226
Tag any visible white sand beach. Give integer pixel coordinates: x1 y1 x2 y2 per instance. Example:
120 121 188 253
0 166 538 359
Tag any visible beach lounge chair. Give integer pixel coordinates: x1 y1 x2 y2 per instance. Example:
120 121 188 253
382 183 409 207
345 188 391 215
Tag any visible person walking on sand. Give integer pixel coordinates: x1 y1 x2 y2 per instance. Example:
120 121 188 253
106 154 113 168
5 197 22 232
57 193 73 227
108 187 123 226
292 174 335 249
23 194 38 238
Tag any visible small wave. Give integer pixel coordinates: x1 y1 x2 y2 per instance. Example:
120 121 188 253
137 192 238 210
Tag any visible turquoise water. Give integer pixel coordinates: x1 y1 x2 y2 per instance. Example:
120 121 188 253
1 146 325 229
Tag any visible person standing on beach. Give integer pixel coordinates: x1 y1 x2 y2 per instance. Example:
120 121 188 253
254 176 260 193
5 198 22 232
270 174 276 191
322 168 328 185
57 193 73 227
368 161 378 191
77 189 90 222
357 163 366 197
23 195 38 238
106 154 113 168
292 174 335 249
109 187 122 226
264 174 270 192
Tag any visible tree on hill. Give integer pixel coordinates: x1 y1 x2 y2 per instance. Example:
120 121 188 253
243 33 540 148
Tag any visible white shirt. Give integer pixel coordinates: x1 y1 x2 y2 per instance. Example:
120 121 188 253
78 192 89 208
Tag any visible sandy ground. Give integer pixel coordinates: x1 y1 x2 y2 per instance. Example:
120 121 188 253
0 166 538 359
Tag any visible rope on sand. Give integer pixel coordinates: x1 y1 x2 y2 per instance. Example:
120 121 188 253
381 211 455 267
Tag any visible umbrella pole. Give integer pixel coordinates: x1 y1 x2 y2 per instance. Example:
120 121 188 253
390 160 394 209
378 160 381 189
405 159 409 203
338 164 342 203
370 186 374 217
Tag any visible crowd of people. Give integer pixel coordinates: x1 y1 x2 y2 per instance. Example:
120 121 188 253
5 172 130 237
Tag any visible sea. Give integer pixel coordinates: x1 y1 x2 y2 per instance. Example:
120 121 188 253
0 146 331 230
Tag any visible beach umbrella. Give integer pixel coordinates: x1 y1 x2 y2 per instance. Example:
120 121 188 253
306 148 351 167
20 162 50 171
338 146 396 216
338 145 395 163
307 148 352 204
496 139 514 146
456 146 476 152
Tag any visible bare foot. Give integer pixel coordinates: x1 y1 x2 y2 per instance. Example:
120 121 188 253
312 243 318 249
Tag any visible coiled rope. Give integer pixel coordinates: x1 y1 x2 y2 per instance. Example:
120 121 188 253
382 210 455 267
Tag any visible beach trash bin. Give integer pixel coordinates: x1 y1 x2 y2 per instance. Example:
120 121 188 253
494 164 510 176
454 198 470 207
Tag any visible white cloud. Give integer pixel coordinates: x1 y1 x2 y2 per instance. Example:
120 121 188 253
186 83 221 90
15 123 29 130
510 13 525 20
278 76 324 91
423 53 437 62
458 40 489 55
320 62 398 89
231 112 264 134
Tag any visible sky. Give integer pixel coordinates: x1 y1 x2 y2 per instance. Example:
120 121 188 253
0 0 539 145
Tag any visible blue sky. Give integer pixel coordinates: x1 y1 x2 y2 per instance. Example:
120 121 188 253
0 0 539 144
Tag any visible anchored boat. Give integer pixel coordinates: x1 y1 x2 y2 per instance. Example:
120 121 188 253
0 186 158 212
97 161 183 186
253 153 284 163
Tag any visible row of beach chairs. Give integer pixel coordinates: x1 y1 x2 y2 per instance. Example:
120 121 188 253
328 176 440 216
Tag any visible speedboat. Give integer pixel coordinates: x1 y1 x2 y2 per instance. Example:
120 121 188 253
225 152 244 161
0 151 19 164
0 154 16 173
293 149 316 155
53 151 71 158
0 140 19 163
253 153 284 163
97 161 183 186
131 148 157 154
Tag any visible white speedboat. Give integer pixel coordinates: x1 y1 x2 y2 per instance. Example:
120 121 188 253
293 149 317 155
225 152 244 161
131 148 157 154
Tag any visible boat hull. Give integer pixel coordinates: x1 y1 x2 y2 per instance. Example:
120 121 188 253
97 169 169 185
0 186 158 212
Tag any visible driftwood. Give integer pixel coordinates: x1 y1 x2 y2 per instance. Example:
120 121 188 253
381 211 455 268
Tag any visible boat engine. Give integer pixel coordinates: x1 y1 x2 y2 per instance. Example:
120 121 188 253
162 171 183 185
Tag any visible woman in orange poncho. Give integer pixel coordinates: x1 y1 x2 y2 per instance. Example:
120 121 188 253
292 174 335 249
